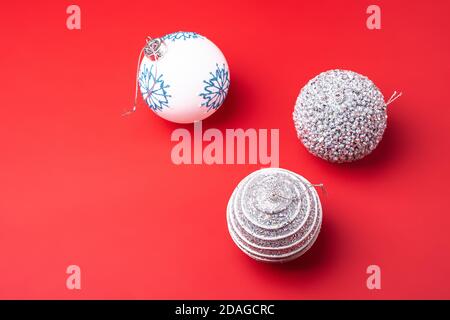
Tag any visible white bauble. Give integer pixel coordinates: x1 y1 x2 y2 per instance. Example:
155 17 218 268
138 31 230 124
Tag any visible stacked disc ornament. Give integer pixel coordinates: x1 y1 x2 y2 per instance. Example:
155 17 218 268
227 168 322 263
293 69 396 162
136 31 230 124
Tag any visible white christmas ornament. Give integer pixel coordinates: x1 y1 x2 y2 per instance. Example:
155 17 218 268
136 31 230 124
227 168 322 263
293 69 401 162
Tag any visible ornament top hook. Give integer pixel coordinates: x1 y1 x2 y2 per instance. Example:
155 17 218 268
144 37 167 61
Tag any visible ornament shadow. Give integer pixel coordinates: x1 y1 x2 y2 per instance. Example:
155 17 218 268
326 113 408 173
146 71 250 134
206 72 253 127
258 218 340 272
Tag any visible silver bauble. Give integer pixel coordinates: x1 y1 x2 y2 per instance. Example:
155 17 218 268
293 69 387 162
227 168 322 263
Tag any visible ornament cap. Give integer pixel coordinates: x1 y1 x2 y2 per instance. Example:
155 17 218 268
144 37 167 61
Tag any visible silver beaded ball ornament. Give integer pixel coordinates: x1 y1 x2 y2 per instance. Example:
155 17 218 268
227 168 322 263
293 69 387 163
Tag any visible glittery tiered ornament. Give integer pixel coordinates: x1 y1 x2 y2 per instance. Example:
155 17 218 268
227 168 322 263
293 69 389 162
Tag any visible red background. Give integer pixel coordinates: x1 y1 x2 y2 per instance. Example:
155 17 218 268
1 0 449 299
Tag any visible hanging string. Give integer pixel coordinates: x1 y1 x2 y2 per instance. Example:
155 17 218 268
122 37 163 116
310 183 327 196
122 46 145 116
386 91 403 106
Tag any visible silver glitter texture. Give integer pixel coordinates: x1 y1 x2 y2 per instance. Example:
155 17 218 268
227 168 322 263
293 70 387 162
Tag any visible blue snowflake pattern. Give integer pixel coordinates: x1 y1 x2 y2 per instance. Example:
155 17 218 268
139 64 171 111
161 31 204 42
199 63 230 111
